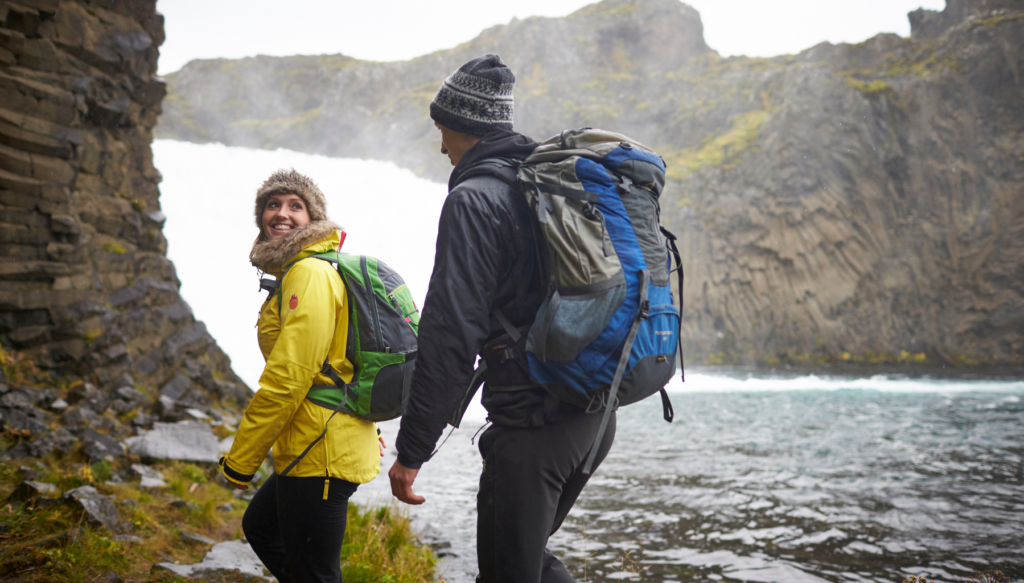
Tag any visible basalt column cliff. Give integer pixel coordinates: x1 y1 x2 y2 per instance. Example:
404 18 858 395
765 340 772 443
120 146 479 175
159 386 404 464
0 1 248 418
158 0 1024 367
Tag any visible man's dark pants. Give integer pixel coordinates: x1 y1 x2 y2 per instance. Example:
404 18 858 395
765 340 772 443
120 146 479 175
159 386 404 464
477 411 617 583
243 473 359 583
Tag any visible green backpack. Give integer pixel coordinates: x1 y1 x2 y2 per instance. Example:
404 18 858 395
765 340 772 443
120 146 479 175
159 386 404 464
262 251 419 476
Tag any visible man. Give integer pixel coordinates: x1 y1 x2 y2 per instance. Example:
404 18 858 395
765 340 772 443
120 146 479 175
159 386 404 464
388 54 617 583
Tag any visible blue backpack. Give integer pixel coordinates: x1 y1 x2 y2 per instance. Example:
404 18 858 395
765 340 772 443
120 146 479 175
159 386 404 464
453 128 684 474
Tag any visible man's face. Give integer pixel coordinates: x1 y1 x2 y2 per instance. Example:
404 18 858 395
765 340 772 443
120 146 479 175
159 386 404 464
435 122 480 166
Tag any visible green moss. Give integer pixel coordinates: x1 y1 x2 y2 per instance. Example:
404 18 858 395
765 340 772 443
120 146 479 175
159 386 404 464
521 62 550 97
101 242 126 255
844 76 894 95
970 11 1024 28
230 107 323 134
570 3 643 19
662 109 769 179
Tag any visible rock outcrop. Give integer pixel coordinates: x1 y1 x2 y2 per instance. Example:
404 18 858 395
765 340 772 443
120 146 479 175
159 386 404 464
0 0 250 447
157 0 1024 366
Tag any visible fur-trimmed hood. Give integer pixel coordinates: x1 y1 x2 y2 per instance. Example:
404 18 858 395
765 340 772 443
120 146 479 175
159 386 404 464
250 220 342 272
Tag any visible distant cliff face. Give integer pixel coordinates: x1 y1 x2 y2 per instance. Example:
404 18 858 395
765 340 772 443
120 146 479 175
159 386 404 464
1 1 249 410
157 0 1024 367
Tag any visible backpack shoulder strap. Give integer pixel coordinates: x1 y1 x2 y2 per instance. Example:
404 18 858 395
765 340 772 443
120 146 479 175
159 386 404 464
458 157 519 187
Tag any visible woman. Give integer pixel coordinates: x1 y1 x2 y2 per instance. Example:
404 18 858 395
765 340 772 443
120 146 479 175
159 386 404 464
219 169 383 583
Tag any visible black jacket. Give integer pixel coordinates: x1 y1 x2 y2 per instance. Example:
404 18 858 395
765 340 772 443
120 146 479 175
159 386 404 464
397 129 581 469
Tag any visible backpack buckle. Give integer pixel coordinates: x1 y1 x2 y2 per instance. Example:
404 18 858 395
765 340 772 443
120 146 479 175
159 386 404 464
259 278 278 294
639 299 650 320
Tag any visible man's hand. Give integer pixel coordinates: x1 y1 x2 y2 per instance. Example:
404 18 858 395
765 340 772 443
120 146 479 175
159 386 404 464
388 459 426 505
229 481 248 491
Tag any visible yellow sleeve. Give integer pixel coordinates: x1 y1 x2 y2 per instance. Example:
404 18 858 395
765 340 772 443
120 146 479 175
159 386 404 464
221 260 342 483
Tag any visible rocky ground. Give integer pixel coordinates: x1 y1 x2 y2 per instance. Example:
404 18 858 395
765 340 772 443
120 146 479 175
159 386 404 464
0 348 436 582
157 0 1024 370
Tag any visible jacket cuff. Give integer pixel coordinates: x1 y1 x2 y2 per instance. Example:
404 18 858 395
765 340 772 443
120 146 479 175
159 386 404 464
396 452 424 470
220 456 256 484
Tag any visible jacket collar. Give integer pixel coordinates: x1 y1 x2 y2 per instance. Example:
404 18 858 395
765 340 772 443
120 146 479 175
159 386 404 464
249 220 342 275
449 128 538 191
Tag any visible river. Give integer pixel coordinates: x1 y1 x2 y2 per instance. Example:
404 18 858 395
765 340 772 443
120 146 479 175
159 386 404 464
153 140 1024 583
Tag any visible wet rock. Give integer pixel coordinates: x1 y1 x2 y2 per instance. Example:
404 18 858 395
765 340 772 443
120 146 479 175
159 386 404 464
67 382 98 405
62 406 98 428
159 374 191 402
111 399 134 414
64 486 119 531
18 466 42 480
131 463 167 489
10 480 58 501
185 408 209 420
81 428 123 462
0 390 33 409
153 539 273 581
124 421 219 463
170 499 199 511
1 407 50 434
115 386 147 404
112 534 142 543
131 411 154 429
27 427 77 458
152 394 177 419
50 398 69 410
182 530 218 545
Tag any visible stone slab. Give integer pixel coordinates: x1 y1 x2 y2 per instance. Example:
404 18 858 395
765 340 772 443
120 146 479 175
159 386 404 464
64 486 119 531
153 539 273 581
125 421 218 463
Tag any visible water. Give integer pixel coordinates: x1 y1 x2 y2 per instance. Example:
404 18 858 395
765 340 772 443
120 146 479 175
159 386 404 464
154 141 1024 583
354 376 1024 583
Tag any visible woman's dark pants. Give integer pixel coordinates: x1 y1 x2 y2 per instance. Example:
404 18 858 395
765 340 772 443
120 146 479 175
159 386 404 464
243 473 359 583
477 411 617 583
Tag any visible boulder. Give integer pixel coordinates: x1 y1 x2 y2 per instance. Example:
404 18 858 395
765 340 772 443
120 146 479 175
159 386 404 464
10 480 57 501
124 421 218 463
153 540 273 581
81 428 123 462
130 463 167 489
170 499 199 511
64 486 119 531
61 406 98 427
27 427 77 458
181 530 218 545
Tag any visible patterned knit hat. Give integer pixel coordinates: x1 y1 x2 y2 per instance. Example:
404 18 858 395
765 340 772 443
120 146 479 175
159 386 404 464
430 54 515 136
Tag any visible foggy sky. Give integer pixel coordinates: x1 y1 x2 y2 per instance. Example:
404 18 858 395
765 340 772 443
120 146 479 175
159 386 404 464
156 0 947 75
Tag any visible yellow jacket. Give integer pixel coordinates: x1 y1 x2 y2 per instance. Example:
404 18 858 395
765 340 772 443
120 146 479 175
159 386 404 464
221 228 380 485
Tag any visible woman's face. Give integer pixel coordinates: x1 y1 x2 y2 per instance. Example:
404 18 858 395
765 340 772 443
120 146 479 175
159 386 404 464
262 193 311 240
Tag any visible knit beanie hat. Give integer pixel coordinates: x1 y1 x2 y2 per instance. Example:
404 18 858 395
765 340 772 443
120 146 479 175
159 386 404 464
430 54 515 136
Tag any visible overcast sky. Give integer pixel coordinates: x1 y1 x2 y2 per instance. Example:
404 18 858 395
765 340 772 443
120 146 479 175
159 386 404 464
156 0 947 75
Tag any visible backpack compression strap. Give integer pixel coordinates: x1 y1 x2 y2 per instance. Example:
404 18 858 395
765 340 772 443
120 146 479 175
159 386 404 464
583 269 650 475
278 357 352 477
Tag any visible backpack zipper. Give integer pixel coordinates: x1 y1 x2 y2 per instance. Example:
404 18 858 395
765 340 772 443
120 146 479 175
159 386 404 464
360 256 385 351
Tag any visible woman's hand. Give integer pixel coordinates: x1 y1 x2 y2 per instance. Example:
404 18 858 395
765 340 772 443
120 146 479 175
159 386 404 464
378 435 387 457
230 481 249 491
